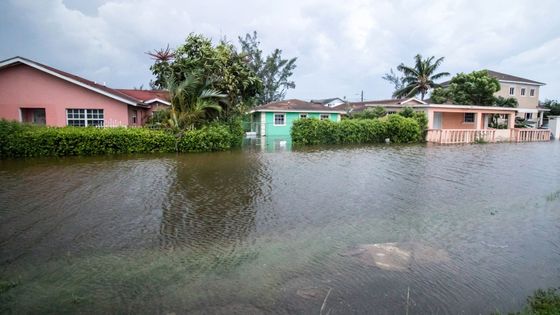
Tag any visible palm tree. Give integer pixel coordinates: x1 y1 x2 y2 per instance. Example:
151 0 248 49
165 73 224 130
393 54 450 100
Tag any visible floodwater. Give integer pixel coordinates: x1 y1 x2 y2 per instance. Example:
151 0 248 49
1 141 559 314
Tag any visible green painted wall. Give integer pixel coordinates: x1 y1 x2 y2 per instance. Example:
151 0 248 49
263 112 339 136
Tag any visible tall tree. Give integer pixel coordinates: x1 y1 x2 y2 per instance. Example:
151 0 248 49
148 34 262 118
431 70 501 106
239 31 297 105
382 68 405 93
393 54 450 100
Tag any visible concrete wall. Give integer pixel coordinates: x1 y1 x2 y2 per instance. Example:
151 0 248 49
0 64 136 126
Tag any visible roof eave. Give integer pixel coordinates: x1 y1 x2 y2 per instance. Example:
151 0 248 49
0 57 141 106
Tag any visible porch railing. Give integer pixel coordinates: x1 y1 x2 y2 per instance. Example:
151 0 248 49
512 129 551 142
427 128 551 144
426 129 496 144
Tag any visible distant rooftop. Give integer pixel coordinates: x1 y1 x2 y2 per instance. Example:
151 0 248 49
252 99 344 112
442 70 545 86
485 70 545 85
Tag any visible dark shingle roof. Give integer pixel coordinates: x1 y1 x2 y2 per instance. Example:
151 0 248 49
254 99 342 111
442 70 545 86
485 70 545 85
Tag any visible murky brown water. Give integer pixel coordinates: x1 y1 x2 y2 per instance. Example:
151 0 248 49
1 142 559 314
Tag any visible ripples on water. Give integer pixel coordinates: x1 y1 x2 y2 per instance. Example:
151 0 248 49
0 142 559 314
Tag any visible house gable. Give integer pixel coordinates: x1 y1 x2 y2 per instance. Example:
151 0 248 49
0 57 140 106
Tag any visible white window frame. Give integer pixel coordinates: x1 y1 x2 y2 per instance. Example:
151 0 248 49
530 88 535 97
66 109 105 127
526 113 533 120
464 113 475 123
520 88 526 96
509 86 515 96
273 113 286 126
299 113 308 119
320 114 330 120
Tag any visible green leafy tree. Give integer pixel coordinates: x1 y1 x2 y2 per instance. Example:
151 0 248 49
351 106 387 119
148 34 262 119
239 31 297 105
393 54 450 100
541 99 560 119
431 70 500 105
398 106 415 118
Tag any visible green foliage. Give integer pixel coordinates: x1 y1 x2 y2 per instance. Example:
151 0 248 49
398 106 415 118
431 70 501 105
541 99 560 119
495 96 519 108
350 106 387 119
392 54 450 100
149 34 262 117
493 288 560 315
430 87 452 104
165 74 224 130
0 120 242 158
239 31 297 105
291 115 421 145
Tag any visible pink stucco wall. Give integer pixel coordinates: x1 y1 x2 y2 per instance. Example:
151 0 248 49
426 107 516 130
441 112 477 129
0 64 136 127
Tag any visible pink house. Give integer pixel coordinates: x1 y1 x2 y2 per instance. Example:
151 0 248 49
335 98 551 143
0 56 169 127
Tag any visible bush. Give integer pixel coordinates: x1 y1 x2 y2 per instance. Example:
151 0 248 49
493 288 560 315
0 119 243 158
291 115 421 145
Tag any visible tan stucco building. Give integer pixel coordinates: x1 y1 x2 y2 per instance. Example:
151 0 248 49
486 70 546 125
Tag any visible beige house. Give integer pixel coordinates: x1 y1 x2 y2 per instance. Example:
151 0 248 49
485 70 546 125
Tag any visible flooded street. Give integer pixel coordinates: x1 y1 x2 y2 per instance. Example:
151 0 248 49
1 142 559 314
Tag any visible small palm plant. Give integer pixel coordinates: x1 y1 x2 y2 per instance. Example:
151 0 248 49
394 54 449 100
165 73 224 131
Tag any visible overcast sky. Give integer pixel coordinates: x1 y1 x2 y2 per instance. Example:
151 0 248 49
1 0 559 102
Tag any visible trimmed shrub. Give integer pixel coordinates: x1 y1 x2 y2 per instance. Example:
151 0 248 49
0 119 242 158
291 115 421 145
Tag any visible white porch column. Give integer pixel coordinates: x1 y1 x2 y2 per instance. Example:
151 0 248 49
539 111 544 127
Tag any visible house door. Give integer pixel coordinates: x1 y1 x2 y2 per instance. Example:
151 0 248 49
433 112 442 129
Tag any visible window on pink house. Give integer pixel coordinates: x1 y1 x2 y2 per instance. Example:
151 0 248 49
67 109 104 127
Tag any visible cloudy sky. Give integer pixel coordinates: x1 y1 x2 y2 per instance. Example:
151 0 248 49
1 0 559 101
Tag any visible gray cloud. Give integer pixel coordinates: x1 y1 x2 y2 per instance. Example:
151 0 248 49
1 0 558 101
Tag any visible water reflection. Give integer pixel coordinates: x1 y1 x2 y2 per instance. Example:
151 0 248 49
160 152 270 249
0 142 559 314
244 135 292 152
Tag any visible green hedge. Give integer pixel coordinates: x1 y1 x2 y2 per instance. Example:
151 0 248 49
0 120 243 158
291 114 422 145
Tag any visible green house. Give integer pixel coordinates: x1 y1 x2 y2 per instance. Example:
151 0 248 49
248 99 345 137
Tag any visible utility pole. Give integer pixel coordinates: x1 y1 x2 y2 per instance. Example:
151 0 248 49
361 90 364 102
